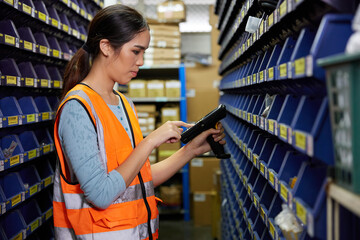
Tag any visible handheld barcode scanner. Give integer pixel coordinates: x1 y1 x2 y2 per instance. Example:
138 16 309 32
181 104 231 159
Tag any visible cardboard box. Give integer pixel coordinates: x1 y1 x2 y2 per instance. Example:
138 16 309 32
160 185 182 206
192 191 215 226
165 80 181 98
190 157 220 192
144 48 181 60
144 59 181 67
128 80 147 98
157 1 186 23
149 23 180 37
147 80 165 98
158 141 181 162
150 35 181 48
161 105 180 123
135 104 156 115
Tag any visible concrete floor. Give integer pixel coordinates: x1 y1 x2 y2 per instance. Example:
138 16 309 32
158 219 213 240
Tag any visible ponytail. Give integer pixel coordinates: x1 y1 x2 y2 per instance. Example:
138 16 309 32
60 47 91 101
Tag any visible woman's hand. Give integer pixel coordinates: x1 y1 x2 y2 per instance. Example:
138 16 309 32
145 121 193 148
185 122 226 157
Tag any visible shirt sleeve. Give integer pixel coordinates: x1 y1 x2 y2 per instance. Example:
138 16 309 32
58 100 126 209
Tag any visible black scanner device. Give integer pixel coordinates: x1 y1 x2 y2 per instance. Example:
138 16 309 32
181 104 230 159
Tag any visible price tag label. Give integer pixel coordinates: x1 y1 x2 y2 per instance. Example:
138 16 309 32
8 116 18 125
5 34 15 45
27 114 35 123
253 115 257 125
41 79 48 87
259 20 264 35
10 155 20 166
24 41 33 50
42 112 50 121
260 163 265 175
38 11 47 22
280 63 287 77
268 119 274 133
71 2 78 11
259 71 264 81
268 13 274 27
31 219 40 232
4 0 14 6
280 124 287 139
39 45 47 54
28 149 37 159
63 24 69 32
12 193 21 207
46 208 53 220
269 171 275 186
295 57 305 76
280 183 288 202
80 9 86 16
30 184 38 196
52 18 59 28
53 49 60 58
6 76 17 85
280 0 287 17
44 176 52 187
296 200 307 224
268 67 274 79
295 131 306 150
253 154 258 166
43 145 51 154
247 113 251 122
253 74 256 83
247 76 251 85
25 78 34 86
54 80 60 88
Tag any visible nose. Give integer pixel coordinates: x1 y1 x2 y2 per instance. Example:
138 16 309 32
136 55 144 66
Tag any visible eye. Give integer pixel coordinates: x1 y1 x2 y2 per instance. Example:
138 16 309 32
133 50 140 55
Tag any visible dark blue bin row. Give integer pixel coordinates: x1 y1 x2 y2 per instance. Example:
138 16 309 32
0 94 58 128
0 58 63 88
0 19 80 61
0 188 53 240
0 159 54 217
0 128 54 171
220 93 334 165
222 114 329 239
1 0 90 42
219 14 354 76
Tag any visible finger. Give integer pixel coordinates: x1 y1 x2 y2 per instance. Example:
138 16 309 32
170 121 194 128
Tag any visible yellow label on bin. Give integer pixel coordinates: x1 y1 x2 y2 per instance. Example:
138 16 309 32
25 78 34 86
247 76 251 85
62 0 69 4
269 221 275 238
280 183 288 202
71 2 77 10
247 185 251 196
53 49 60 58
43 145 51 153
5 35 15 45
52 18 59 27
39 45 47 54
12 194 21 207
280 124 287 139
27 114 35 123
42 112 50 120
259 20 264 35
259 71 264 81
280 63 287 77
247 113 251 122
260 163 265 175
28 149 36 159
38 12 46 22
44 176 52 187
6 75 17 85
296 201 307 224
280 1 287 17
295 132 306 150
41 79 48 87
8 116 18 125
4 0 13 6
13 232 22 240
268 67 274 79
24 41 33 50
295 58 305 75
241 10 244 19
269 171 275 186
63 24 69 32
73 29 79 37
253 155 258 166
46 208 53 220
80 9 85 16
30 184 38 196
254 196 258 206
253 74 256 83
54 80 60 88
247 149 251 159
268 13 274 27
260 207 265 220
253 115 257 125
31 219 39 232
10 155 20 166
268 119 274 133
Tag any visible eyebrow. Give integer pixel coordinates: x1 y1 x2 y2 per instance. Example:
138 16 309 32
134 45 146 50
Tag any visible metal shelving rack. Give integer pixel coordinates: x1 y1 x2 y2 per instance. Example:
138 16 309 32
215 0 359 239
0 0 103 239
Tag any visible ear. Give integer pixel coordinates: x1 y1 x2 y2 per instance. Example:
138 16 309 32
99 39 112 57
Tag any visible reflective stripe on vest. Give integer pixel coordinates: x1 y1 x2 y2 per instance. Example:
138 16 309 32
53 84 158 239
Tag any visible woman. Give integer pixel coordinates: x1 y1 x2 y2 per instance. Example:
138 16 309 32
53 4 225 240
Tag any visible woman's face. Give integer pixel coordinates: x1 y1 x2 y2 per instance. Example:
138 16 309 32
108 29 150 85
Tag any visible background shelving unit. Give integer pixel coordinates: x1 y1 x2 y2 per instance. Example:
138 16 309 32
215 0 359 239
0 0 103 239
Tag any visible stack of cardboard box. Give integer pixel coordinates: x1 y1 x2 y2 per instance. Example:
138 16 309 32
128 79 180 99
135 104 157 137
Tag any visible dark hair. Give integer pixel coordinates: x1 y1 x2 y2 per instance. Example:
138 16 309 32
61 4 149 101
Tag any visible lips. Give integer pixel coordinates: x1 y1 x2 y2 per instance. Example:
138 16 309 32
131 71 138 77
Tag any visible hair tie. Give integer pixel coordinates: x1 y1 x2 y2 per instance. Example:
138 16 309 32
82 43 90 53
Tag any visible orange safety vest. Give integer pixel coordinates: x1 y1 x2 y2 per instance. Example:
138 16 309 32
53 84 159 239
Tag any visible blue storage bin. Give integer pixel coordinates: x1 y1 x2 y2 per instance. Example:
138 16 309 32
19 199 42 235
69 19 80 39
33 32 50 56
0 210 26 240
59 12 71 35
0 19 20 48
47 66 62 89
78 0 88 18
78 25 87 42
59 40 71 60
251 54 263 85
258 138 277 176
276 36 297 80
34 220 54 239
33 64 51 88
0 58 21 86
18 96 40 124
20 0 36 17
245 95 257 124
17 61 38 87
246 130 261 161
0 173 25 211
34 96 52 121
33 0 49 24
251 95 265 126
47 6 61 29
35 159 54 189
48 36 62 59
18 165 42 199
258 184 276 226
267 194 283 240
17 27 36 52
36 190 53 222
245 59 256 86
258 50 272 83
266 95 286 136
34 128 54 155
1 134 24 170
0 96 23 127
266 44 283 81
19 131 40 162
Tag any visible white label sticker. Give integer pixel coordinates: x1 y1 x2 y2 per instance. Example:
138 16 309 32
191 158 204 167
194 193 206 202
